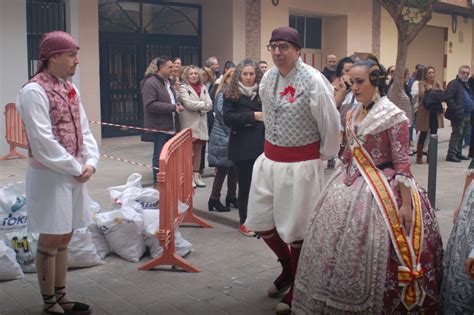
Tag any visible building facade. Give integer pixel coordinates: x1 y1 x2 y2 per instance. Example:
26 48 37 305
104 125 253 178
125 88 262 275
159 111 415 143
1 0 473 155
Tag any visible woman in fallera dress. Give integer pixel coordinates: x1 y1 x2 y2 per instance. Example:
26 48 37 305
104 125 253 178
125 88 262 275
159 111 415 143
293 58 443 314
440 149 474 313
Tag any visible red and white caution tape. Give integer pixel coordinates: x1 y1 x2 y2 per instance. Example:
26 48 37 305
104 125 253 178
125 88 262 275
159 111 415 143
89 120 162 133
89 120 159 169
100 153 158 170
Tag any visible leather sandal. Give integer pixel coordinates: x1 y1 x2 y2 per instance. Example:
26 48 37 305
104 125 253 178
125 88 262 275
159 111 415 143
41 293 63 315
55 287 91 315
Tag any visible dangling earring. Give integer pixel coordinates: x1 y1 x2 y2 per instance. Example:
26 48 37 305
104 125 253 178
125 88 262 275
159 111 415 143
371 89 381 103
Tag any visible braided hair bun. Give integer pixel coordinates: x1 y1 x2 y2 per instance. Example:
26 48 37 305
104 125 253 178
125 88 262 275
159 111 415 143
353 55 388 96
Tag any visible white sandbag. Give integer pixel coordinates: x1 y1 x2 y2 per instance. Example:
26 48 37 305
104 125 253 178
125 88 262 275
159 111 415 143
88 223 110 260
0 240 24 281
68 228 104 268
87 198 111 259
134 187 159 210
0 182 27 214
106 173 160 212
0 212 28 235
174 230 192 257
4 229 38 273
142 210 192 258
96 208 145 262
89 199 101 216
106 173 143 209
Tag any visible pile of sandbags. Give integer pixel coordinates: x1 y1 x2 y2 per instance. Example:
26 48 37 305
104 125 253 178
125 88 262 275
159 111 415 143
96 173 192 263
0 172 193 280
0 182 32 280
0 182 106 281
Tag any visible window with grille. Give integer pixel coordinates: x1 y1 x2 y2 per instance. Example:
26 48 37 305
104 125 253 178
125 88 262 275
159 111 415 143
26 0 66 78
289 14 322 50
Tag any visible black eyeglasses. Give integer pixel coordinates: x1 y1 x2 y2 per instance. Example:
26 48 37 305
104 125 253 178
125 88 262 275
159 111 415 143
266 43 290 52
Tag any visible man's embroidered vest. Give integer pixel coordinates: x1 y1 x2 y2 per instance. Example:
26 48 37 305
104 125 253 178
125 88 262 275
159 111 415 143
30 72 83 157
263 60 320 147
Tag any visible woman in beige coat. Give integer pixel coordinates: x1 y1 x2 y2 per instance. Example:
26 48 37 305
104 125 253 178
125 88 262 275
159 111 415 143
179 65 213 187
415 66 446 164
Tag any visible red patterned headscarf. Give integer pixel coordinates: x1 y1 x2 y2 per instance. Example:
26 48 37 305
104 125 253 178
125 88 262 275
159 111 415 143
35 31 79 75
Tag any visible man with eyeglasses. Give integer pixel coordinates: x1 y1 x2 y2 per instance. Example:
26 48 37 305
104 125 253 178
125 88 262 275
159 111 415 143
445 65 474 162
244 26 340 314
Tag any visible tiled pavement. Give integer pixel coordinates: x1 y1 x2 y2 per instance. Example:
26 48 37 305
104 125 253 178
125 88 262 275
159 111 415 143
0 125 469 314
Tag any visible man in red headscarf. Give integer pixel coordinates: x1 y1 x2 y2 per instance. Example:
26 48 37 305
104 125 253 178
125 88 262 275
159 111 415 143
16 31 98 314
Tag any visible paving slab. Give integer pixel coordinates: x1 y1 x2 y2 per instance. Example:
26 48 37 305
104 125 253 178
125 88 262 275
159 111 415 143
0 124 468 314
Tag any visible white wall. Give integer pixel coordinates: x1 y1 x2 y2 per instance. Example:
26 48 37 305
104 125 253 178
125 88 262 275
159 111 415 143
0 0 28 156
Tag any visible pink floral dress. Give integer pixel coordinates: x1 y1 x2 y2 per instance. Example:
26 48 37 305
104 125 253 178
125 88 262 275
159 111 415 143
293 97 443 314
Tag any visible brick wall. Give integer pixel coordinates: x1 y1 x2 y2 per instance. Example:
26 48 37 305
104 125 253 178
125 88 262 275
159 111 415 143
246 0 261 61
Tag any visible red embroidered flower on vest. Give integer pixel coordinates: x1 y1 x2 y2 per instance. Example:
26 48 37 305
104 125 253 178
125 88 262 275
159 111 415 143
279 85 295 103
67 88 77 101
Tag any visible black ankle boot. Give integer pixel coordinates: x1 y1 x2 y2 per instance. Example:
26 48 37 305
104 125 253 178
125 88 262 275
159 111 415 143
226 197 239 209
208 198 230 212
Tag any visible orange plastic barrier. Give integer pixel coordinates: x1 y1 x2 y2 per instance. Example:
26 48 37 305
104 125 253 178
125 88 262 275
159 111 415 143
138 128 212 272
0 103 28 160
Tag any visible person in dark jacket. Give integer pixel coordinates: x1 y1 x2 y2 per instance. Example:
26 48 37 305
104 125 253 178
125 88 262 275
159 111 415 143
207 68 238 212
322 54 337 83
223 58 264 236
445 65 473 162
199 66 217 174
141 57 184 183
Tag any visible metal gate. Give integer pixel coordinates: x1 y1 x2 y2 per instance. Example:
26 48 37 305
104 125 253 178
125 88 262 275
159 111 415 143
26 0 66 79
99 1 201 137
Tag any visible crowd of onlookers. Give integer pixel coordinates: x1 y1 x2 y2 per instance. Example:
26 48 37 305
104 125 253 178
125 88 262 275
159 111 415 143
140 53 474 237
140 55 269 236
321 54 474 166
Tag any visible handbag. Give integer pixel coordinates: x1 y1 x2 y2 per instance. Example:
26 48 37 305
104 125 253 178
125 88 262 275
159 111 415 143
423 89 444 113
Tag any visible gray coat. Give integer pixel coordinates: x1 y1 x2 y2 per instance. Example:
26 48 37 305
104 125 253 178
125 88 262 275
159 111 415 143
208 92 233 167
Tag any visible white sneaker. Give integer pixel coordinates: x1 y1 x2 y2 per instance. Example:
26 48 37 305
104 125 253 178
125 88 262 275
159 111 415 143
193 172 205 187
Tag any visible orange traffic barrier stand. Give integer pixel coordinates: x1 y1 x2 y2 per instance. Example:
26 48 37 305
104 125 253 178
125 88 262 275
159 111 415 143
1 103 28 160
139 128 212 273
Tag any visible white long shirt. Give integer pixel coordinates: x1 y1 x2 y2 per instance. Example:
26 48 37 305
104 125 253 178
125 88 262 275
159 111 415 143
16 82 99 176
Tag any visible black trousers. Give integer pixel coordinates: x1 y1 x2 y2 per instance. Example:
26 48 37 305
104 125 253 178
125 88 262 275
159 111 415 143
418 110 439 146
234 159 256 224
210 166 237 200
